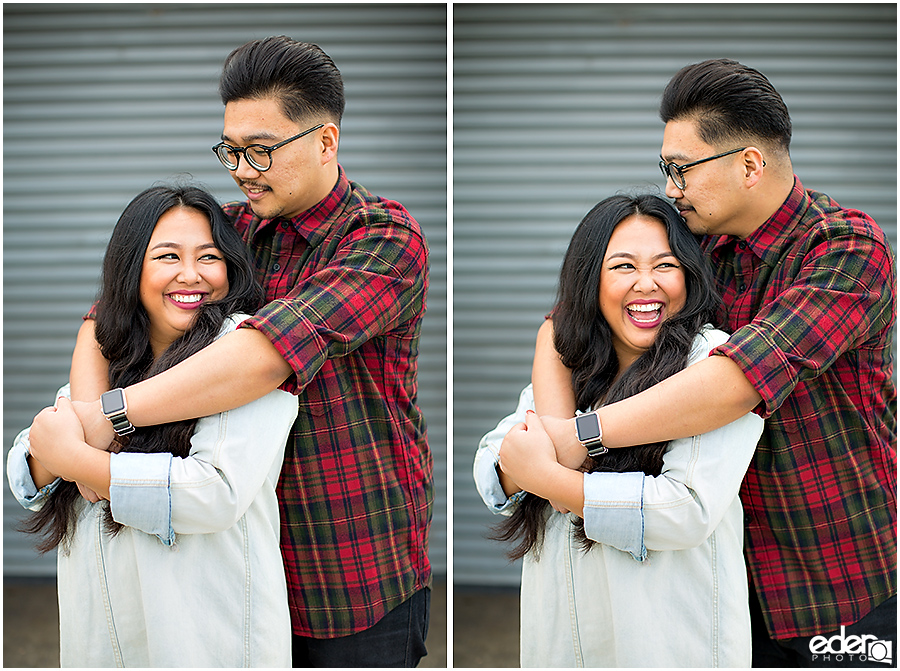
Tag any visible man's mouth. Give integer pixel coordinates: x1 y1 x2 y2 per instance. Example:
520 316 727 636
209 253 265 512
242 182 271 199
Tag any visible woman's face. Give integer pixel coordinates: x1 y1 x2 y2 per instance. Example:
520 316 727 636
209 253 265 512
599 214 688 371
140 206 230 357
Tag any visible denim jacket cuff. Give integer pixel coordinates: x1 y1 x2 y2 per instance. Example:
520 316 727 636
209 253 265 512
6 430 61 511
583 471 646 561
473 445 523 514
109 451 175 545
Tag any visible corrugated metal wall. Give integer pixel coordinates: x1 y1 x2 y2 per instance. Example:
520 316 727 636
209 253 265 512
453 3 897 586
3 3 447 576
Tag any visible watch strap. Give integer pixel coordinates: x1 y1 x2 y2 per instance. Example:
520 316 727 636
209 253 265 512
108 413 135 436
586 443 608 457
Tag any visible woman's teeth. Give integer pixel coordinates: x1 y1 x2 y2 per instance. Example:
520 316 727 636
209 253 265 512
171 294 203 304
627 303 662 322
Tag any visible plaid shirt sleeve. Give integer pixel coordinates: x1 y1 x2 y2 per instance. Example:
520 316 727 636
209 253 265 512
241 212 428 395
714 226 895 419
705 182 896 638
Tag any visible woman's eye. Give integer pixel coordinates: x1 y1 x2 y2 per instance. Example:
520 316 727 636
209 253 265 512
611 263 635 271
153 253 179 261
200 253 223 261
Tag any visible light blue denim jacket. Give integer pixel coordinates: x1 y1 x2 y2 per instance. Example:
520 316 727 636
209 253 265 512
473 327 764 667
473 384 645 560
9 387 178 545
7 315 300 667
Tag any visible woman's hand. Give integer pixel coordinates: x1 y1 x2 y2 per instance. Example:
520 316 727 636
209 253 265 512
28 397 86 480
499 411 559 496
499 411 585 516
29 397 112 500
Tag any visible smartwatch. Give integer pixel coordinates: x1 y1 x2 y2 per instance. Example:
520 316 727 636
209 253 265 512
101 388 135 436
575 411 607 457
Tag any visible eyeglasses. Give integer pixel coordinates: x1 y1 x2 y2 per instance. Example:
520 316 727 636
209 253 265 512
212 124 324 172
658 147 746 190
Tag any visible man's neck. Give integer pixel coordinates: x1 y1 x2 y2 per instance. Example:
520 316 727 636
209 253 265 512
735 171 795 240
280 162 341 221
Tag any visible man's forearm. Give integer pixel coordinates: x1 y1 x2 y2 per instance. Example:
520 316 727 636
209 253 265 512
70 320 110 402
126 327 292 426
544 355 762 457
599 354 761 447
532 319 577 417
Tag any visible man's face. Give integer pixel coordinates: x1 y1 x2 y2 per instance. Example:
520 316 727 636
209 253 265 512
220 97 327 221
660 118 746 237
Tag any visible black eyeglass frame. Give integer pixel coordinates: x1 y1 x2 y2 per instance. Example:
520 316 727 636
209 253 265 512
659 147 747 190
212 123 325 172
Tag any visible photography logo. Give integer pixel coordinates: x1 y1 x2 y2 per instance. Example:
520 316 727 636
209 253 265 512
809 626 893 665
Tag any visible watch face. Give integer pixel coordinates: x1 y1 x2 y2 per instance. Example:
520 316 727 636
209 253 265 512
575 413 601 441
101 390 126 415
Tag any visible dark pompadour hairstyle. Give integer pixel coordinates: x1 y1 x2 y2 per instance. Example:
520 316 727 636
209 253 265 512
659 58 792 154
218 35 345 126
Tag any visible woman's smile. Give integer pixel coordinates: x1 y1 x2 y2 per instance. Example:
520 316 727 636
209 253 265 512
599 214 687 369
166 291 208 309
625 300 666 328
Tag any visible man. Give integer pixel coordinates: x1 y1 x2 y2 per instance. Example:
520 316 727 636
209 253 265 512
70 36 432 667
513 59 895 667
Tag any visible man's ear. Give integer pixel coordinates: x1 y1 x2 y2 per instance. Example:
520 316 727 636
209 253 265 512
319 123 339 164
742 146 766 188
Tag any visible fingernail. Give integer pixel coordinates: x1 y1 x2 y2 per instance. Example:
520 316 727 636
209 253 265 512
526 410 535 415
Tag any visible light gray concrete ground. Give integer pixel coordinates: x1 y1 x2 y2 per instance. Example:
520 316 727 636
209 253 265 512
4 577 449 668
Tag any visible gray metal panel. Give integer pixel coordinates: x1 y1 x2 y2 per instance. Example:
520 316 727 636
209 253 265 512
3 3 447 576
453 3 897 586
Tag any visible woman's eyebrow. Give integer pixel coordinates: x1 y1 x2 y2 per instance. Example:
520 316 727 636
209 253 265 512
606 251 676 261
149 241 218 251
149 241 183 251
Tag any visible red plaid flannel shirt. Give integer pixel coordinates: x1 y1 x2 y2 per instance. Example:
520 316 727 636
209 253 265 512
706 177 896 638
227 165 432 637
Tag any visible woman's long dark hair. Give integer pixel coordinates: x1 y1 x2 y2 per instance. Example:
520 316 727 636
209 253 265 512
491 194 721 560
20 184 264 553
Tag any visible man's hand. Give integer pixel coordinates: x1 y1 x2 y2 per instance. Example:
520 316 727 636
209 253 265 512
71 399 115 451
540 415 588 470
69 399 113 502
76 483 103 503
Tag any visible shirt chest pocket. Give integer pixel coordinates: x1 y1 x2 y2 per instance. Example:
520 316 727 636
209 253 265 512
295 363 351 417
763 388 828 437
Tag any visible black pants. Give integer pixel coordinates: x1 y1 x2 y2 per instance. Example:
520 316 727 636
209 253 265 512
291 587 430 667
751 592 897 668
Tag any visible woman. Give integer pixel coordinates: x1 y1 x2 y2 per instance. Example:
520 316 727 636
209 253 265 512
7 185 298 667
473 194 763 667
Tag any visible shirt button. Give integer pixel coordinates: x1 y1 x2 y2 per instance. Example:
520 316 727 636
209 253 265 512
738 241 747 249
740 284 747 292
273 263 281 271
